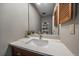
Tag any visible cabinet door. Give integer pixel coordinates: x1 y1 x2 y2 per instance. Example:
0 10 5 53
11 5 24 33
54 3 72 25
59 3 72 24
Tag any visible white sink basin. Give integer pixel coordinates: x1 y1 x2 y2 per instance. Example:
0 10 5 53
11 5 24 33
31 39 48 47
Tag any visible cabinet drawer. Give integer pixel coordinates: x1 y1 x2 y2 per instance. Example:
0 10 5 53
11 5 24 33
11 46 43 56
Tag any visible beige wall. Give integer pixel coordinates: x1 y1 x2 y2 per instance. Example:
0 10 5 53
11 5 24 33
29 4 40 32
0 3 40 55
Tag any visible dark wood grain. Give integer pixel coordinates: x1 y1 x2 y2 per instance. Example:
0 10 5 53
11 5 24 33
11 46 43 56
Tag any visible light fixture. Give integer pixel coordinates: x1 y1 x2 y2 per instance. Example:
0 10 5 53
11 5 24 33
42 12 46 15
37 3 41 5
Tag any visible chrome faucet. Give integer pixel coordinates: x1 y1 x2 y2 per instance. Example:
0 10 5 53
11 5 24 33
39 34 42 40
39 32 42 40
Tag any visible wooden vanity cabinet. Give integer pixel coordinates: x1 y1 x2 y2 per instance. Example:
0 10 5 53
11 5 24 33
11 46 43 56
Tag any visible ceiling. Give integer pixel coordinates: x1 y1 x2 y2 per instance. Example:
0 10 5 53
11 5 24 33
32 3 55 17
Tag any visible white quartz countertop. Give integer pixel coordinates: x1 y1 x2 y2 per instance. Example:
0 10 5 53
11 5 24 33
10 37 74 56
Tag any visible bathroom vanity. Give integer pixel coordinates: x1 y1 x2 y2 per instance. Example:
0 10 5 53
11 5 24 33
9 37 74 56
11 46 43 56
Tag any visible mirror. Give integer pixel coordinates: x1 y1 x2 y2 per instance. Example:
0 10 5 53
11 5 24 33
26 3 59 36
26 3 76 39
